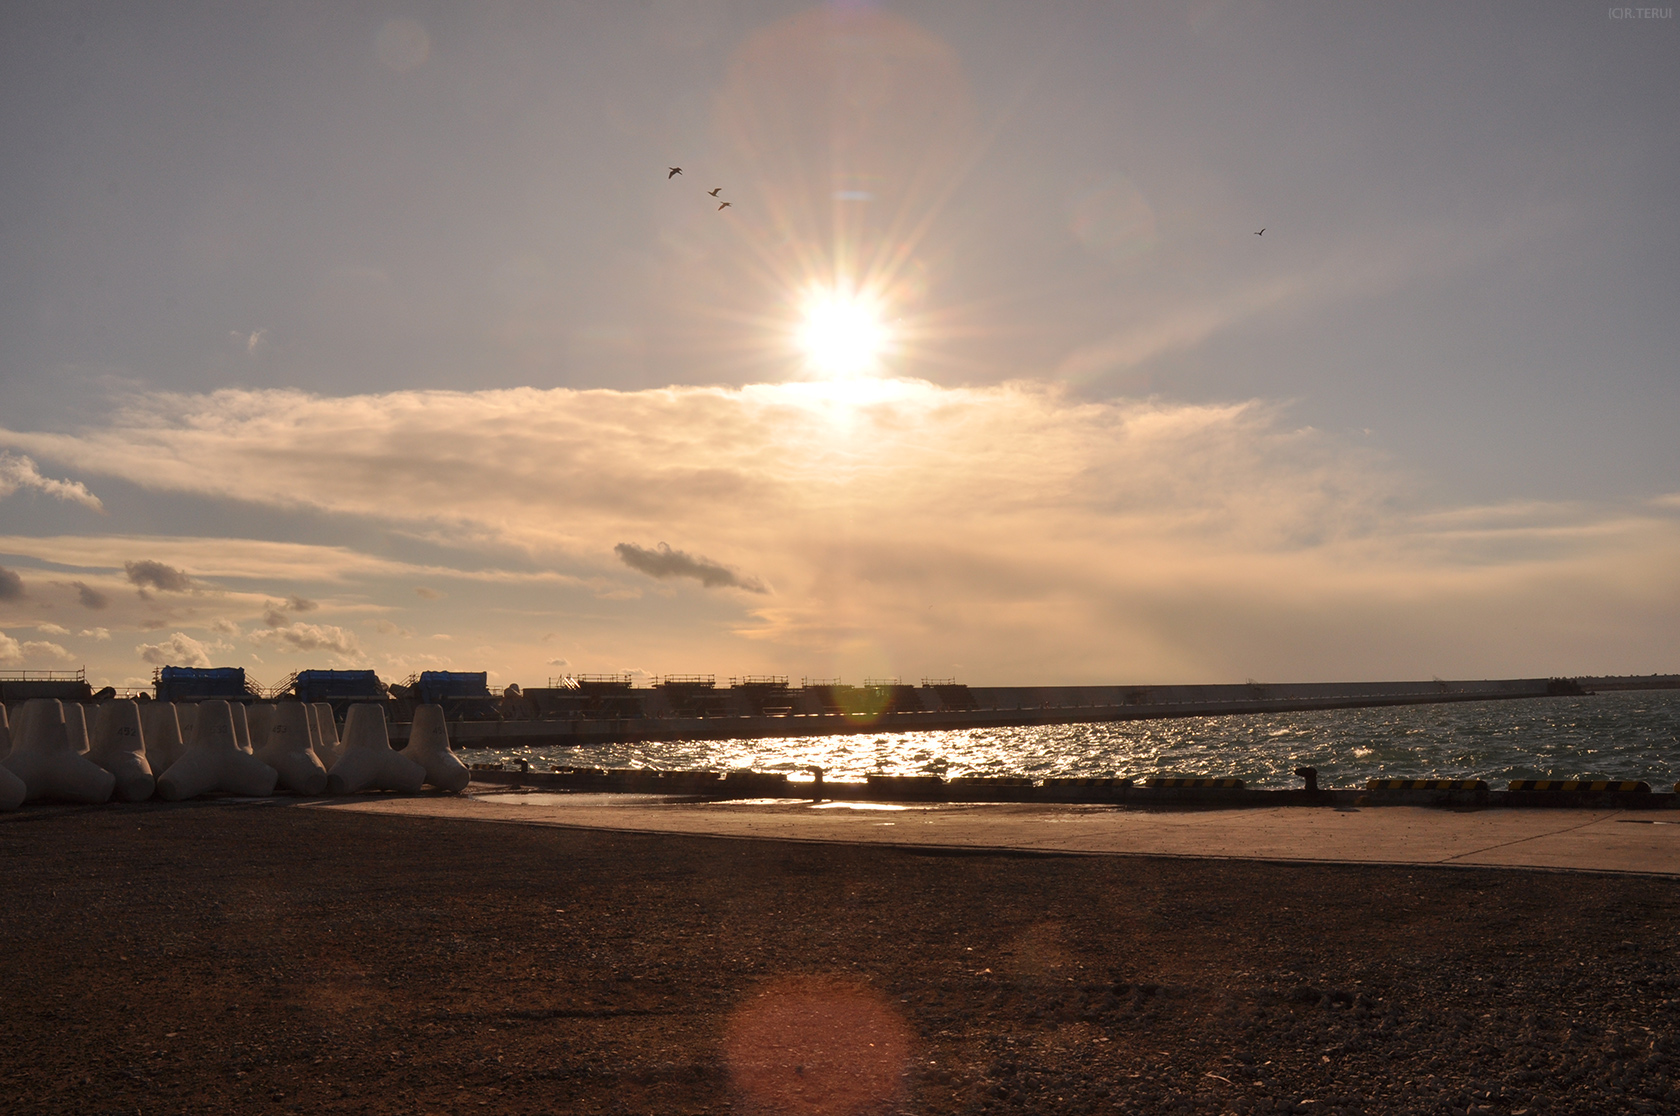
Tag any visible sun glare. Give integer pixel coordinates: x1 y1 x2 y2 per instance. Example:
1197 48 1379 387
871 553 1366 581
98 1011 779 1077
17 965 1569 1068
796 287 891 378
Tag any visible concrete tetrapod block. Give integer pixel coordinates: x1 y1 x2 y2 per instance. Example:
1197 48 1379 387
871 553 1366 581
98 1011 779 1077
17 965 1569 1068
312 703 341 766
1 699 116 804
304 706 324 764
254 701 328 796
231 701 254 754
327 703 424 795
141 703 188 777
175 703 200 752
246 704 275 748
156 699 278 801
66 702 90 754
0 708 22 811
89 700 156 802
405 704 471 793
0 759 21 810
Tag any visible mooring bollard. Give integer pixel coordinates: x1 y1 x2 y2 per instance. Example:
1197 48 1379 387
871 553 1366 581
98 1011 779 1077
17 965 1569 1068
1294 766 1319 793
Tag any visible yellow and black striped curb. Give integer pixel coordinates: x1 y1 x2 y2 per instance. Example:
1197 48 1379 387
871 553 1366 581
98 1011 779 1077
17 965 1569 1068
1509 780 1650 793
1141 777 1246 789
1366 778 1488 791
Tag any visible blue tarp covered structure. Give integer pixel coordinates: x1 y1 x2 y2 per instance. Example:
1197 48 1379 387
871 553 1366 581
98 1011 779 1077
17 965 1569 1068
155 666 252 702
416 671 490 703
291 669 384 704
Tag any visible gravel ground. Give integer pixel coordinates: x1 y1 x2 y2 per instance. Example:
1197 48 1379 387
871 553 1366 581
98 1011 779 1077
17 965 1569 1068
1 800 1678 1115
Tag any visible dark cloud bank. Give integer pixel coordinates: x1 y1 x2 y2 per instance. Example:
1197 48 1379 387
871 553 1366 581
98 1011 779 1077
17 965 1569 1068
614 542 767 594
124 559 194 592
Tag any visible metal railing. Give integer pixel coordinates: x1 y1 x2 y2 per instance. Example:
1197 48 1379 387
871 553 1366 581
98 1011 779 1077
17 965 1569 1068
0 668 87 682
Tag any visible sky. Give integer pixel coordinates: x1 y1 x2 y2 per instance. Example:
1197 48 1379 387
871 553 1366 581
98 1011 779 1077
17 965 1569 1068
1 0 1677 692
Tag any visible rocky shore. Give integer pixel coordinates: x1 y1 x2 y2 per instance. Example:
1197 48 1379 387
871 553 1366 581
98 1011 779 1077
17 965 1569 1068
1 801 1676 1115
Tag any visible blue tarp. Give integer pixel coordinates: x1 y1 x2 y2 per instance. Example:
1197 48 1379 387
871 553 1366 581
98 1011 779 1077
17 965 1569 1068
156 666 249 701
292 669 384 703
416 671 490 701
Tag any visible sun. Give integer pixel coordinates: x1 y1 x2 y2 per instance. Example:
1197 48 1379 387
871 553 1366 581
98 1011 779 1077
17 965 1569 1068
795 286 891 378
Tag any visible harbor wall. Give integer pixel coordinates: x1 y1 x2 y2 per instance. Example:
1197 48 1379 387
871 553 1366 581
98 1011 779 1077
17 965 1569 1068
399 677 1582 748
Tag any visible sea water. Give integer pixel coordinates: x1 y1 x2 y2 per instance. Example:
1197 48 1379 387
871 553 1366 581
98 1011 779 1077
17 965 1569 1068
456 688 1680 790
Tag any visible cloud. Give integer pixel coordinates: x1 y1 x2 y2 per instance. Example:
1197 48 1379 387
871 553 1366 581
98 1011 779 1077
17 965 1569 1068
125 559 195 592
250 622 364 660
260 594 321 629
136 632 225 668
0 566 22 601
0 535 583 590
615 542 768 593
73 581 108 609
414 586 444 600
36 623 70 636
546 657 570 668
208 617 242 636
3 380 1679 681
80 627 111 641
372 618 414 637
0 452 104 512
0 632 77 665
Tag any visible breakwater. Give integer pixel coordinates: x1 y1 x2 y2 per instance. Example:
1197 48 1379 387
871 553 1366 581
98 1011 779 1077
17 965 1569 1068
402 675 1604 749
466 763 1679 809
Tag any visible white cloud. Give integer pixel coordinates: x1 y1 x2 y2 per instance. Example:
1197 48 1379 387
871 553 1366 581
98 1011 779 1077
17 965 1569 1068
80 627 112 641
250 622 364 660
208 617 242 636
36 622 70 635
136 632 227 668
3 380 1678 681
1 631 77 665
0 452 104 512
372 618 414 637
24 640 77 663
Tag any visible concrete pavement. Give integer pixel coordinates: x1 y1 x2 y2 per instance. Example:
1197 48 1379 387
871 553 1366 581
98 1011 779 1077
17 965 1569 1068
303 787 1680 876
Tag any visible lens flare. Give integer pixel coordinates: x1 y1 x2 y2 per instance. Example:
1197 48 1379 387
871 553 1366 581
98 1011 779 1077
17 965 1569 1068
796 287 891 378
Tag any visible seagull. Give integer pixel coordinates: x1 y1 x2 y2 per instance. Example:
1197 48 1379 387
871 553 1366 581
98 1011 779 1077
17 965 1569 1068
708 188 722 197
667 167 682 178
717 201 732 211
1255 228 1265 236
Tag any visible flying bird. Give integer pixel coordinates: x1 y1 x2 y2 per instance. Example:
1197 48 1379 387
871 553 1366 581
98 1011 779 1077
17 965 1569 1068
1255 228 1265 236
667 167 682 178
708 188 722 197
717 201 732 211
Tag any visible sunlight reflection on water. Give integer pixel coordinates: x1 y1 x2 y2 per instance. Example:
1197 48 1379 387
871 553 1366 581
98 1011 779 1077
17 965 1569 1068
457 690 1680 790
